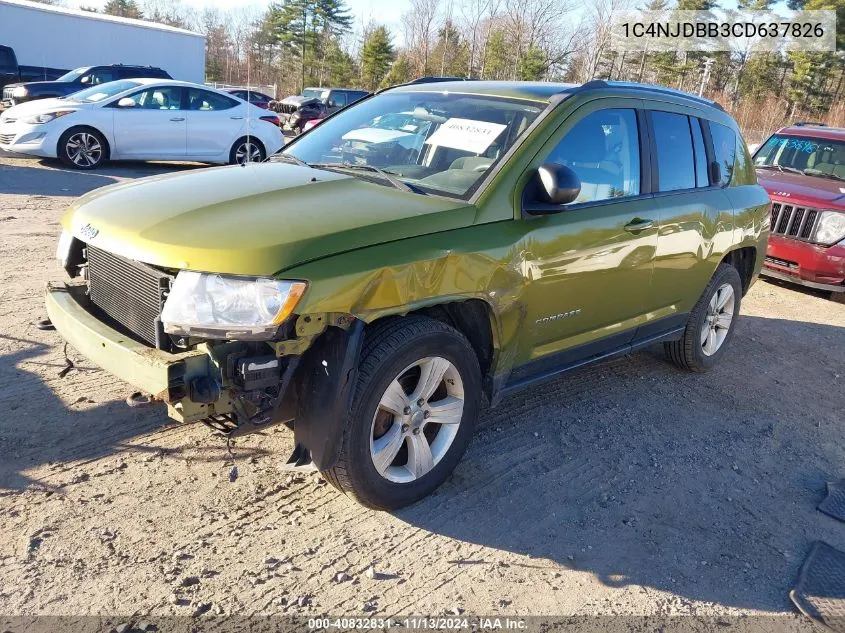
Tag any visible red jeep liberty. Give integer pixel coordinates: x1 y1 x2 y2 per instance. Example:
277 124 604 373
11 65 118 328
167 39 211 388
753 124 845 300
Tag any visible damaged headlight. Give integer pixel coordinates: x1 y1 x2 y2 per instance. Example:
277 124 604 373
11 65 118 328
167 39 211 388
812 211 845 246
161 271 307 340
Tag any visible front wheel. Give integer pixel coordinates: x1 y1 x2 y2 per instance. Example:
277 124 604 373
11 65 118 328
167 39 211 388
229 137 266 165
664 263 743 371
58 128 107 169
322 317 481 510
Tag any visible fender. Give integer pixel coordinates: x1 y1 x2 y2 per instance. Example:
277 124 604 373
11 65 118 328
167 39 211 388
292 319 365 470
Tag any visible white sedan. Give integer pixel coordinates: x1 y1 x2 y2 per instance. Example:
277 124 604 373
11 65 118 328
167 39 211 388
0 79 283 169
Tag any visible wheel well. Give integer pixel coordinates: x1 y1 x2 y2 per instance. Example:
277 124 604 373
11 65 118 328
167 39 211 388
58 126 110 159
722 247 756 295
233 135 266 153
370 299 496 382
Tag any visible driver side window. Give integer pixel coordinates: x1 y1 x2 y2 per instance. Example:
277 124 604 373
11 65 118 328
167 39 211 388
545 109 641 204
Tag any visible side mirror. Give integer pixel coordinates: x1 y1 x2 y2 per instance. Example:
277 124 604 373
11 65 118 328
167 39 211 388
117 97 137 108
535 163 581 206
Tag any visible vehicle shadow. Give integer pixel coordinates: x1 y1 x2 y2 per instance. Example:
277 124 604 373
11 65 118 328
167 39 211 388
0 334 265 492
398 314 845 612
0 156 203 197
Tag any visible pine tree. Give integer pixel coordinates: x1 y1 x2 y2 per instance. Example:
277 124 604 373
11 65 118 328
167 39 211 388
102 0 144 19
269 0 352 92
381 54 413 88
518 48 547 80
361 25 395 90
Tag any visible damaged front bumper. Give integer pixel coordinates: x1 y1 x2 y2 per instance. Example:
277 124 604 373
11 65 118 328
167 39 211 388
45 281 365 470
46 281 226 423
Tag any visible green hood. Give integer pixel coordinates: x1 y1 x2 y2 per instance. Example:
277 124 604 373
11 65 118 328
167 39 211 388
63 163 476 276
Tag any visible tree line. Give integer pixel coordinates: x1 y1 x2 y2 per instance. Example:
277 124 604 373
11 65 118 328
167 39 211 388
36 0 845 142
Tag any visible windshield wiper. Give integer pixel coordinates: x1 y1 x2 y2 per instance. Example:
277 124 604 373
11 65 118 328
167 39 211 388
310 162 427 195
759 163 803 175
272 153 310 168
803 168 845 182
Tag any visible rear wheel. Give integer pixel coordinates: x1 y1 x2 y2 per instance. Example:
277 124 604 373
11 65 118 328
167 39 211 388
229 137 266 165
58 128 108 169
322 317 481 510
664 263 743 371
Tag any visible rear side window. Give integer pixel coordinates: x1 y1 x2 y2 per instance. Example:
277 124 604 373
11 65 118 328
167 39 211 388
689 117 709 187
652 111 695 191
545 108 641 204
188 89 237 111
709 122 736 186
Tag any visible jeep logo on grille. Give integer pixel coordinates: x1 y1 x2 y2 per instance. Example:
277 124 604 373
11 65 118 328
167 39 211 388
78 223 99 240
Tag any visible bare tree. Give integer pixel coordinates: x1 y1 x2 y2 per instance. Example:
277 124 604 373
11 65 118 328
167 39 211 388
403 0 441 76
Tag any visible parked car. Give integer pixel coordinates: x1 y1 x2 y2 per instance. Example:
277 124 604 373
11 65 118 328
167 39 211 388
0 45 67 97
2 64 172 108
227 89 274 110
753 123 845 300
272 87 369 134
0 78 283 168
45 80 769 509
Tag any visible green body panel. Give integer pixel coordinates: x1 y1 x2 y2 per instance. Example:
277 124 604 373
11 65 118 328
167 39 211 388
62 163 475 276
53 81 771 416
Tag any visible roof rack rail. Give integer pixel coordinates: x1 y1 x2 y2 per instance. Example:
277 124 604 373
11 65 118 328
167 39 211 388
574 80 725 111
793 121 827 127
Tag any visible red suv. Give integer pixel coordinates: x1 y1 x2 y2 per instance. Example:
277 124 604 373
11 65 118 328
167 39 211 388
753 124 845 299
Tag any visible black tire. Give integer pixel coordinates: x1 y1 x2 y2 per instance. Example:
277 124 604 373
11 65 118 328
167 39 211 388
58 127 108 170
322 316 482 510
664 263 743 372
229 137 266 165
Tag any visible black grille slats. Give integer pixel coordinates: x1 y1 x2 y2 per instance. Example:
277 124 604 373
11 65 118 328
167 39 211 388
87 246 170 347
770 202 821 242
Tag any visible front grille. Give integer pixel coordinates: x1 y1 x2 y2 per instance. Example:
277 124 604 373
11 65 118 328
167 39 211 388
2 87 13 100
277 103 298 115
770 203 820 241
87 245 170 347
0 133 14 144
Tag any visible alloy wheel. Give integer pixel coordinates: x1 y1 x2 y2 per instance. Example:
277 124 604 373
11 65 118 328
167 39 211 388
234 140 263 164
370 356 465 484
700 283 735 356
66 132 102 167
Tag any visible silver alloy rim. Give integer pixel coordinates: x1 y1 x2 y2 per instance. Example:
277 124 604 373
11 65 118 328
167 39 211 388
701 283 735 356
66 132 102 167
369 357 464 484
235 141 262 164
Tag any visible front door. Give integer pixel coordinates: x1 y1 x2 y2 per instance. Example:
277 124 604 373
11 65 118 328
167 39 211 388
517 99 659 366
112 85 186 158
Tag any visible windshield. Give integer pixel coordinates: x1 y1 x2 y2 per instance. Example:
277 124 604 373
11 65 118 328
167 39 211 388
754 133 845 181
55 67 89 82
66 80 142 103
302 88 328 100
284 91 544 198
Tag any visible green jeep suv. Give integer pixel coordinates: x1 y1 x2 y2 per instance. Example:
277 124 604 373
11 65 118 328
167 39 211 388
46 80 770 509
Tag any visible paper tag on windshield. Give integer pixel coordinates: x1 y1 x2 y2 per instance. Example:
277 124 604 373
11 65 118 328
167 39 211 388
424 118 507 154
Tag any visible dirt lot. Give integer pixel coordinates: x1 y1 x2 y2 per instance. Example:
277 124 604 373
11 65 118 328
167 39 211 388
1 153 844 621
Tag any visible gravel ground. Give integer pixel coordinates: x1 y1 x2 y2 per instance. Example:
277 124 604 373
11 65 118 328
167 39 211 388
0 153 843 620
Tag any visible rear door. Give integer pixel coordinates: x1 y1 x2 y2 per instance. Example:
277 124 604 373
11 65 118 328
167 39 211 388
185 88 243 158
112 85 187 158
642 102 735 322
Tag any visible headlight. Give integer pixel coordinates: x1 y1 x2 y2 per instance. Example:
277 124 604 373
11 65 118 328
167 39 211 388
55 231 74 266
812 211 845 246
24 110 74 125
160 271 307 340
12 86 27 98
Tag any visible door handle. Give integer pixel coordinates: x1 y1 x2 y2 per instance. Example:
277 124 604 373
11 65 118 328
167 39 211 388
230 116 244 120
170 117 185 122
624 218 655 232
